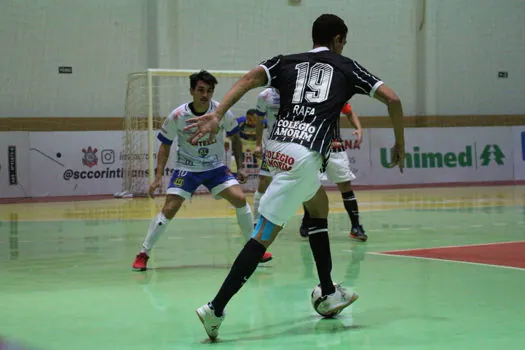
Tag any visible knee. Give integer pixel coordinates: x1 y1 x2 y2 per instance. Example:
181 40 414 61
307 207 328 219
305 218 328 236
337 181 352 193
162 197 183 219
230 193 247 208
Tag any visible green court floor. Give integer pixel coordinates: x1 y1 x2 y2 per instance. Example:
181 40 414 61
1 203 524 349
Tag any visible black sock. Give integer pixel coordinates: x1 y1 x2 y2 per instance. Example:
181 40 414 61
308 218 335 296
342 191 360 228
302 204 311 226
210 239 266 316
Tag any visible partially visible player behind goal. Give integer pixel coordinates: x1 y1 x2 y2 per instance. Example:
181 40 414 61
132 70 272 271
300 102 367 241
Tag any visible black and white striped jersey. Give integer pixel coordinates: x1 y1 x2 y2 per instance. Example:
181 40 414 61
259 47 382 156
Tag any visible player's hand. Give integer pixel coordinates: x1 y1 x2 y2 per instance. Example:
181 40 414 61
148 177 163 198
253 145 263 158
237 169 248 184
183 112 221 144
352 128 363 147
388 142 405 173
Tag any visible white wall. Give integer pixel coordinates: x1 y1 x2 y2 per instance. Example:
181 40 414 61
429 0 525 115
164 0 418 117
0 0 523 118
0 0 149 117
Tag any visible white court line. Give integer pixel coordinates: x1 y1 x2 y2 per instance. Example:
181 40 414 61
369 251 525 272
378 240 525 253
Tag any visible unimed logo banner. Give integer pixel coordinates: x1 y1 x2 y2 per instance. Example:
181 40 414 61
369 127 514 185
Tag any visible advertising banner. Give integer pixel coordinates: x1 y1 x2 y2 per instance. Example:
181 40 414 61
29 131 175 196
368 127 514 185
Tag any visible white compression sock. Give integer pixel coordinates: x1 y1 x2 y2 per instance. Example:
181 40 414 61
141 212 170 255
236 204 254 241
252 191 263 224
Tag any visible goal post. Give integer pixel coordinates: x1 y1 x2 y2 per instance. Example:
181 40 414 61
120 68 264 198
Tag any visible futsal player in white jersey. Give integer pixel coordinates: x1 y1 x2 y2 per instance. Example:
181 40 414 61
132 70 273 271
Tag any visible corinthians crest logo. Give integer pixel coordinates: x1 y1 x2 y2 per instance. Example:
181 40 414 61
82 146 98 167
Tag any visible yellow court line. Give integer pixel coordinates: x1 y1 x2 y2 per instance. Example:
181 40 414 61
1 201 522 222
1 186 524 222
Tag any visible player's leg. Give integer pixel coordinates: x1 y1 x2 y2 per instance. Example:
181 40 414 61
196 142 320 339
205 166 253 240
252 154 273 224
303 187 359 315
132 170 198 271
196 142 356 339
215 180 273 263
336 180 367 241
299 200 313 237
253 175 272 223
299 171 326 237
325 152 367 241
196 215 282 340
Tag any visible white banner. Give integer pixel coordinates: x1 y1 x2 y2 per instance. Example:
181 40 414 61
512 126 525 181
2 126 522 198
29 131 127 196
321 128 372 186
0 132 31 198
29 131 176 196
368 127 514 185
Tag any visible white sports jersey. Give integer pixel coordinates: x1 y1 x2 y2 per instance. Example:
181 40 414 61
255 88 280 142
158 100 239 172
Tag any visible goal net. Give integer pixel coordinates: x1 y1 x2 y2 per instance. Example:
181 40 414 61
119 69 264 198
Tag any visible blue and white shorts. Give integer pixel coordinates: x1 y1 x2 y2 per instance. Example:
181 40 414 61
167 166 239 199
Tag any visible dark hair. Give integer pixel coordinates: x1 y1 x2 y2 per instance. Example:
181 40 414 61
312 14 348 47
189 70 218 89
246 109 257 116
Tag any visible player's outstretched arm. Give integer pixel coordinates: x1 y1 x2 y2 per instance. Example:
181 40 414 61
215 66 269 117
373 84 405 172
183 67 268 144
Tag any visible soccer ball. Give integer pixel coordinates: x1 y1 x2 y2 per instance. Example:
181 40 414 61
311 284 342 318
